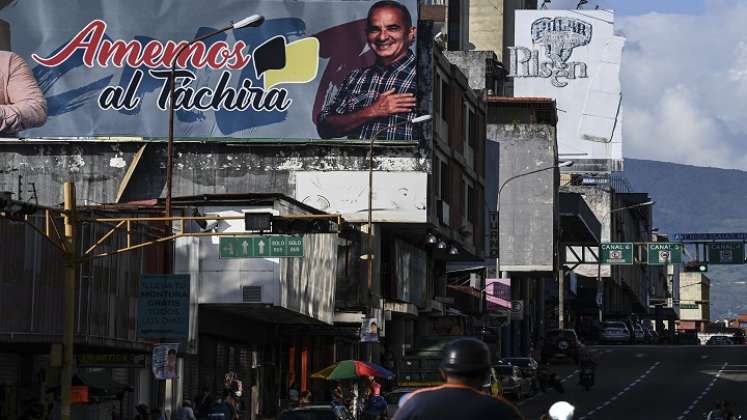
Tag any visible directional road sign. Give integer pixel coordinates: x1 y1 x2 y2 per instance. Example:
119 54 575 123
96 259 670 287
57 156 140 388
646 242 683 265
707 242 744 265
600 243 634 265
219 235 304 258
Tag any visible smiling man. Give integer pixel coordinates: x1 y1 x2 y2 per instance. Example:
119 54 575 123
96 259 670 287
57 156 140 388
316 0 417 140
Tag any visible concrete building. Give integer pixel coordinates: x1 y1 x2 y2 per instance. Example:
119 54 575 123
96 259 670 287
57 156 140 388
678 273 711 333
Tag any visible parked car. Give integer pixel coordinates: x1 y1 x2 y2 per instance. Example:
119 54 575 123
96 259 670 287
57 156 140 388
499 357 539 389
675 331 700 345
599 321 631 344
278 405 355 420
706 335 734 345
632 324 646 343
492 365 532 400
542 329 584 363
385 387 416 418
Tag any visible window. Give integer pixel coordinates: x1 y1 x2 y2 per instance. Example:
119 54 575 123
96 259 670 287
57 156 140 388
469 109 477 149
440 79 449 121
434 73 441 116
440 161 449 201
467 185 477 224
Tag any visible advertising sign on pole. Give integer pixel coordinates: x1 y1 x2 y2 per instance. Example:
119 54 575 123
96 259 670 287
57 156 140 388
707 242 744 265
137 274 190 339
1 0 419 141
488 211 499 258
152 343 180 380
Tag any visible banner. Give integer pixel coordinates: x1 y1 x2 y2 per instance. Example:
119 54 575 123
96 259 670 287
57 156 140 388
0 0 419 141
137 274 190 339
360 317 379 343
152 343 180 380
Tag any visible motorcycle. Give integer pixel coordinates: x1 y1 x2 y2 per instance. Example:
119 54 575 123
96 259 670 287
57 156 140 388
538 365 565 394
579 367 594 391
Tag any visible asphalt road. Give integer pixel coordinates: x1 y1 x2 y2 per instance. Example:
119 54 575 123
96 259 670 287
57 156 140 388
516 345 747 420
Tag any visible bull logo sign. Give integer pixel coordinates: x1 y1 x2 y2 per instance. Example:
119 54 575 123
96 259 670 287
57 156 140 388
509 17 593 87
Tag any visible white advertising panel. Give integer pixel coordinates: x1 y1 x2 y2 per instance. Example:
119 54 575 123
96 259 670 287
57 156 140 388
510 10 624 164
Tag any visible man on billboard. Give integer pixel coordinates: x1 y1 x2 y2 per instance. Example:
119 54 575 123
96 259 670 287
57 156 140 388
0 51 47 134
316 0 417 141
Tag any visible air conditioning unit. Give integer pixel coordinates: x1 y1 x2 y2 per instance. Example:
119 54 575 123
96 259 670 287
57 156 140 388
437 200 450 226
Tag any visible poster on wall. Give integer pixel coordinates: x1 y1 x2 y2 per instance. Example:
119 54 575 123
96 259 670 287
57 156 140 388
360 317 379 343
510 10 625 165
152 343 180 380
0 0 419 141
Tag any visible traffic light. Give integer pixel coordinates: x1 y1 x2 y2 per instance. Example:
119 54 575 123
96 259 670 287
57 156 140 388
684 261 708 272
270 216 336 234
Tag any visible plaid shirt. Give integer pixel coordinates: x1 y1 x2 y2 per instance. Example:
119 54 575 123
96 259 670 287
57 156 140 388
318 50 417 140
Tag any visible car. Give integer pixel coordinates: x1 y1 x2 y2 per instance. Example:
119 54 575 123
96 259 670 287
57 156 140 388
384 387 416 418
492 364 532 400
706 335 734 346
278 405 355 420
542 329 584 363
632 325 646 343
499 357 539 389
599 321 631 344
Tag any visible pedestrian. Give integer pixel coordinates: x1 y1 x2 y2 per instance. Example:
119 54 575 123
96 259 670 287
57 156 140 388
393 337 524 420
0 51 48 134
174 400 197 420
208 383 241 420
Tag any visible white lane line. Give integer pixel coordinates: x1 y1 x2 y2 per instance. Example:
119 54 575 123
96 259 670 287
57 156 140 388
579 361 660 419
674 362 728 420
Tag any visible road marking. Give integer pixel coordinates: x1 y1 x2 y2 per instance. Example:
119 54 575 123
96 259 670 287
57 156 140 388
675 362 728 420
578 361 660 419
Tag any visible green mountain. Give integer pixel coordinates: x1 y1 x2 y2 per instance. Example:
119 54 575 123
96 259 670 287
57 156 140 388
623 158 747 321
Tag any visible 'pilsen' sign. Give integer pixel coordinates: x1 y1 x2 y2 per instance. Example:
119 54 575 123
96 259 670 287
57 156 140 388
508 16 592 87
33 20 292 113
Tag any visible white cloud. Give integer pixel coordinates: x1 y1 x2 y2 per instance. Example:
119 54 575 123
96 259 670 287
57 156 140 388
619 1 747 169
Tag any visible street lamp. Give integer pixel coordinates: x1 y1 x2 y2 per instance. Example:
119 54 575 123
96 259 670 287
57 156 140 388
165 15 265 218
610 200 655 213
495 160 573 275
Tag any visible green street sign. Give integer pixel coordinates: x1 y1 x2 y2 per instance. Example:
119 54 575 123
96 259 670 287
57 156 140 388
600 243 634 265
219 235 304 258
707 242 744 265
646 242 683 265
680 303 699 310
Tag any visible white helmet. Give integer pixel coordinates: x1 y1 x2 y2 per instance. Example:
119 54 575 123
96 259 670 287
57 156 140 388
549 401 575 420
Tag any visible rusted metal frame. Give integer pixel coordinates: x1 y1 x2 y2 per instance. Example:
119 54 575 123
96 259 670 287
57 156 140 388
23 218 66 253
83 220 127 256
81 214 342 223
82 231 268 261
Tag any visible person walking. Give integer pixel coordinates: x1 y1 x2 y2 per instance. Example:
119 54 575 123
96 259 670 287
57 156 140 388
393 337 525 420
174 400 197 420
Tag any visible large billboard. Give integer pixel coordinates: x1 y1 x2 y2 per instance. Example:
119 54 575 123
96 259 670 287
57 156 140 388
0 0 418 141
509 10 624 164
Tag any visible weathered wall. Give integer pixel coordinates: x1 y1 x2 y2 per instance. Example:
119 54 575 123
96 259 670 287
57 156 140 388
488 123 556 271
467 0 504 57
0 142 428 207
566 184 612 278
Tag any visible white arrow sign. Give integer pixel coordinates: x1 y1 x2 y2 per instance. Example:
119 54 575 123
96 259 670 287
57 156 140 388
258 240 266 255
242 240 249 255
223 242 234 256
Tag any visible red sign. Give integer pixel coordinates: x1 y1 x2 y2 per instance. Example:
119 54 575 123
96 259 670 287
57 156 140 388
71 385 89 404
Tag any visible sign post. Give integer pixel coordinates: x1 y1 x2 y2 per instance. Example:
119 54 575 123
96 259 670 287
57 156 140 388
646 243 683 265
599 243 634 265
707 242 744 264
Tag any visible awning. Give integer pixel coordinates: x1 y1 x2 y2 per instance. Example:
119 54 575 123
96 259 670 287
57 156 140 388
559 192 601 246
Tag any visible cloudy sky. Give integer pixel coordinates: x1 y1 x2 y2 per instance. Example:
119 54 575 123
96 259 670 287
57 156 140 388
543 0 747 170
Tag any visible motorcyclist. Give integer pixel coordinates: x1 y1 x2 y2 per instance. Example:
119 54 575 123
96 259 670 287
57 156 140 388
393 337 524 420
548 401 575 420
537 362 564 394
577 350 596 387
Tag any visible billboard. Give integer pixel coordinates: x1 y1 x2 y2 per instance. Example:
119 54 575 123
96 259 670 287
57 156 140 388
0 0 419 141
509 10 624 164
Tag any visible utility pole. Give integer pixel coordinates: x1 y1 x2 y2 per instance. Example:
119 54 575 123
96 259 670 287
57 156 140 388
61 182 77 420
